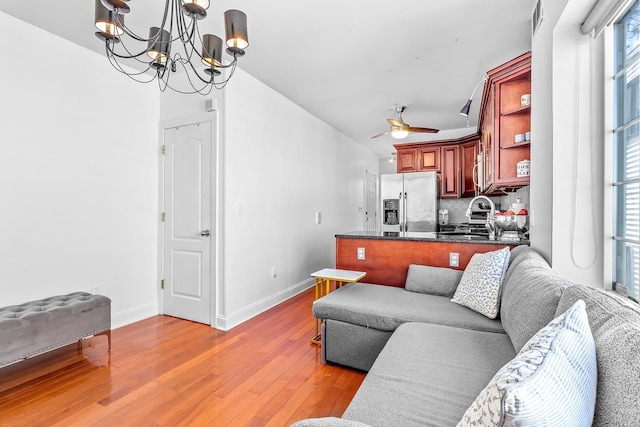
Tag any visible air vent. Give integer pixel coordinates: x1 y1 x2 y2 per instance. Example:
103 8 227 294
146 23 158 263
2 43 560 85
532 0 544 40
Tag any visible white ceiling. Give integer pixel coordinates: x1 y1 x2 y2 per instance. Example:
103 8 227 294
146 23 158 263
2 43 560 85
1 0 536 159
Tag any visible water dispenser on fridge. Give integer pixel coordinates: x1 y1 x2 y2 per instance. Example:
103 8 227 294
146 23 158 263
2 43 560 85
382 199 400 232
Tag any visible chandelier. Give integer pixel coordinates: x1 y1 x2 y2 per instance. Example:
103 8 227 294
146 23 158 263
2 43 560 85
94 0 249 94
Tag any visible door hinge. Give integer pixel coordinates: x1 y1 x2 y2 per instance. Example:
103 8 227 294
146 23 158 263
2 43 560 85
161 145 166 155
161 212 165 222
161 279 164 289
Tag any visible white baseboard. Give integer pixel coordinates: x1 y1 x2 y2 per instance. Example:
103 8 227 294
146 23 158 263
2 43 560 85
216 278 314 331
111 302 159 329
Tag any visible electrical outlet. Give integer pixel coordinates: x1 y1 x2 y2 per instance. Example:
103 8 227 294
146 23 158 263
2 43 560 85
357 247 365 260
271 267 277 279
449 253 459 267
91 284 101 295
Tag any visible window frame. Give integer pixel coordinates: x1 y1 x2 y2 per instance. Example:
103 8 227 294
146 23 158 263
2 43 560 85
607 1 640 301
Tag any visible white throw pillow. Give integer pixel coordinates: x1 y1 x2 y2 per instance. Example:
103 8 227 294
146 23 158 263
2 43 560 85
458 300 597 427
451 247 510 318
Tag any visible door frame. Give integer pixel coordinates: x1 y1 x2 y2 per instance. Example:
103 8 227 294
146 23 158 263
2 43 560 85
158 112 220 328
363 169 378 232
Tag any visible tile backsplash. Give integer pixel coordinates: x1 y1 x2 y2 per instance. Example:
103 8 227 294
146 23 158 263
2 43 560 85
439 186 530 225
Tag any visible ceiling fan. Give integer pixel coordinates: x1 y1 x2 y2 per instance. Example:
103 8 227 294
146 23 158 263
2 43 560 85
371 106 439 139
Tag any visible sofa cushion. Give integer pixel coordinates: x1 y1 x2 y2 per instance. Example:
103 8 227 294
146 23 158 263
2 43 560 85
405 264 463 297
500 249 568 352
556 284 640 426
313 283 504 334
459 300 597 427
451 247 510 319
342 322 516 427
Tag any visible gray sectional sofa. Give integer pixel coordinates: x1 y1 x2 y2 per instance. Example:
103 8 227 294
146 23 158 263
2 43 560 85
292 246 640 426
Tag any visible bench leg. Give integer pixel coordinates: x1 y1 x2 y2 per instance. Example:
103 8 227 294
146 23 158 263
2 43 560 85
95 330 112 351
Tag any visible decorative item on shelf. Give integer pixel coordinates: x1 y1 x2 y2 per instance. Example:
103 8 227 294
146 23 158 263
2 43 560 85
459 75 488 127
525 131 531 141
521 93 531 107
511 198 527 212
515 133 526 143
517 159 531 177
94 0 249 94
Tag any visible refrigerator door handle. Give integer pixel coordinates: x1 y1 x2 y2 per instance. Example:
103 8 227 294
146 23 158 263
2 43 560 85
398 191 405 233
403 192 408 232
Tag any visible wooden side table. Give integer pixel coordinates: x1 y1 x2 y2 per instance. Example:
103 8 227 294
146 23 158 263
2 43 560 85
310 268 366 345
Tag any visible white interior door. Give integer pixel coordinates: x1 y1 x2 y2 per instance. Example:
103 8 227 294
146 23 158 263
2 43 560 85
162 121 212 324
364 171 377 232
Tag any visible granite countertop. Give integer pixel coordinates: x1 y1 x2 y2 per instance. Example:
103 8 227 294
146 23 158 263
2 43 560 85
335 230 530 246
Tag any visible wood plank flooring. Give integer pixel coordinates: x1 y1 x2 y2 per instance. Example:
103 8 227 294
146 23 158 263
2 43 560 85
0 288 365 426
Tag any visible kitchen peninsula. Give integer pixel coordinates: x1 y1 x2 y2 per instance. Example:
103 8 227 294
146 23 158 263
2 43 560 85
335 231 528 288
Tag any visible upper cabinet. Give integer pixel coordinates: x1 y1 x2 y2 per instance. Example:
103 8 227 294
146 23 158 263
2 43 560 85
460 140 478 198
478 51 531 193
394 134 479 199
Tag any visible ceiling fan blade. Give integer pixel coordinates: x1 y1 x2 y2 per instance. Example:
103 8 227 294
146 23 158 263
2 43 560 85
408 126 440 133
371 130 392 139
387 118 403 127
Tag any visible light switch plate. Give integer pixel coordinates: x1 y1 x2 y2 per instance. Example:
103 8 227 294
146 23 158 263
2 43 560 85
315 212 321 224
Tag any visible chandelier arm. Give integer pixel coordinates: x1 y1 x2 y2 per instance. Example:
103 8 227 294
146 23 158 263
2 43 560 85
212 60 238 90
156 58 216 95
107 37 160 62
178 58 214 87
106 49 158 83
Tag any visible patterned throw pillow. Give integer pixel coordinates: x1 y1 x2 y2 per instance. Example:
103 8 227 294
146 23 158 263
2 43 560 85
457 300 597 427
451 247 510 318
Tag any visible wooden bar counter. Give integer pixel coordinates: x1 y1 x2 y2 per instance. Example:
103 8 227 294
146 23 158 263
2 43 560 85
336 231 528 288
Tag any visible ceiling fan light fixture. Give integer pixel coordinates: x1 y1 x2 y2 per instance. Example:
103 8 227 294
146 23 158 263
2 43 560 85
391 124 409 139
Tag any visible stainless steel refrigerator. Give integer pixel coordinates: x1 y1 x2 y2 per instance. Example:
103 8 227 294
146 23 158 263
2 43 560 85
380 171 439 235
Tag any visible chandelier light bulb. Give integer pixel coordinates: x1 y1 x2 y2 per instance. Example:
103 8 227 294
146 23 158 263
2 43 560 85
94 0 124 38
225 10 249 52
202 34 223 67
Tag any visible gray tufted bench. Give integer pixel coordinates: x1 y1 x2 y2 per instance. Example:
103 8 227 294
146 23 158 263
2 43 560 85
0 292 111 367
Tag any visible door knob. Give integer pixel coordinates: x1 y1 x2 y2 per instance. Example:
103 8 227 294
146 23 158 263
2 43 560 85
201 230 210 237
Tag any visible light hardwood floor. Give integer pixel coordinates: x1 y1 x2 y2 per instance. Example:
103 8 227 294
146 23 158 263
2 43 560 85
0 288 365 426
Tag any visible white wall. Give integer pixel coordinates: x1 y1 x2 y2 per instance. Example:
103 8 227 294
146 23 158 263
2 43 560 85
530 0 570 262
0 13 160 327
222 69 379 328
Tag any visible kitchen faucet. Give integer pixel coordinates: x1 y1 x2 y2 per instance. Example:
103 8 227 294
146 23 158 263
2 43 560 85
465 195 496 240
